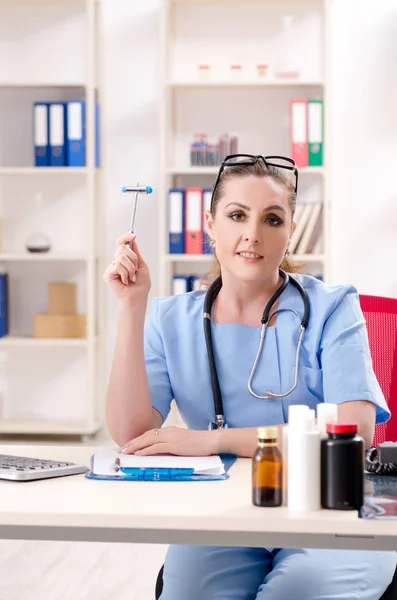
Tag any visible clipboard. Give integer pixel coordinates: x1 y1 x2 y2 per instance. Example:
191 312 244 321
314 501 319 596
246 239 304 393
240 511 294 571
85 450 236 482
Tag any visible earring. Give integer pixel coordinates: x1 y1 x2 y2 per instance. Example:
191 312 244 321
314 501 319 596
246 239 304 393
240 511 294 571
210 240 216 248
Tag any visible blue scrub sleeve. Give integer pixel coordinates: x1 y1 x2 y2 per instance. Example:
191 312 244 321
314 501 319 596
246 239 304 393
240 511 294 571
144 298 173 423
319 288 390 424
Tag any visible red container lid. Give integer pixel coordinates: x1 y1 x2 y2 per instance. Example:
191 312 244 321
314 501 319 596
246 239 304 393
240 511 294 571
326 422 358 434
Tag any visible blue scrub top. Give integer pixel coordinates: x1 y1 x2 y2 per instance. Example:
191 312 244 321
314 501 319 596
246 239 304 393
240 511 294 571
144 274 390 429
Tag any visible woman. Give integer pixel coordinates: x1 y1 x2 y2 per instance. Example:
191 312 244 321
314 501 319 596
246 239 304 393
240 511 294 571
103 155 396 600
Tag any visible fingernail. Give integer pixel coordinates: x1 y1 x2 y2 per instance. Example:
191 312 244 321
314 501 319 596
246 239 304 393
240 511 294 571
132 274 137 283
135 450 141 455
120 447 127 453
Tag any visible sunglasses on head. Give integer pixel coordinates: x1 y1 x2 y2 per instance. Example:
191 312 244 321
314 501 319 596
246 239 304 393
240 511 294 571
210 154 298 212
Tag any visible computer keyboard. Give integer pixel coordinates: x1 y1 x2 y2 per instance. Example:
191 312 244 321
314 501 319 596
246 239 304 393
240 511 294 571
0 453 89 481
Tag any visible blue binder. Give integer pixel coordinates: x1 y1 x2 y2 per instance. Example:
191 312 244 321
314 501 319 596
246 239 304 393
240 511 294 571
66 101 100 167
67 100 85 167
202 189 212 254
33 102 50 167
86 454 236 482
49 102 67 166
168 189 185 253
0 273 9 338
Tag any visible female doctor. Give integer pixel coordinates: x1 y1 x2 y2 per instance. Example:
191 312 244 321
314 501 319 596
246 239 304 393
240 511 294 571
103 155 397 600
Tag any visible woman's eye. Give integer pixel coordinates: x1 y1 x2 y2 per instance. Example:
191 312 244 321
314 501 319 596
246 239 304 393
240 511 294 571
266 216 283 227
229 212 244 221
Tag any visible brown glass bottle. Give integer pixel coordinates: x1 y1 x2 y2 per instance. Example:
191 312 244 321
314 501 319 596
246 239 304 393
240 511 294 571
252 426 282 507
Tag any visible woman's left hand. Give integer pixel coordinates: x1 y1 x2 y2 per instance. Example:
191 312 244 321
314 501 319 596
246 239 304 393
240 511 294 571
119 426 218 456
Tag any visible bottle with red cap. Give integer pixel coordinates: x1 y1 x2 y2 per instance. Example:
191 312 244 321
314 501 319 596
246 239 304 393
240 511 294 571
320 422 364 511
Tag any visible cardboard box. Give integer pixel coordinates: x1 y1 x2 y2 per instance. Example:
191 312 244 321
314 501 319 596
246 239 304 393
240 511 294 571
34 314 86 338
48 283 76 315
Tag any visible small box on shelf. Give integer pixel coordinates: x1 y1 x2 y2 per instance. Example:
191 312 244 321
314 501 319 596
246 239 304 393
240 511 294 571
34 281 85 338
33 314 86 339
256 64 269 79
48 282 76 315
230 64 243 81
197 65 211 82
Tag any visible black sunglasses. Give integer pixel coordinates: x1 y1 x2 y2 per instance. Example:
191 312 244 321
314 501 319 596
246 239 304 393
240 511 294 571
210 154 299 211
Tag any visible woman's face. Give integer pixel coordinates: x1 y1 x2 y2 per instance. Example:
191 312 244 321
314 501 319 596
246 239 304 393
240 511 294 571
206 175 295 284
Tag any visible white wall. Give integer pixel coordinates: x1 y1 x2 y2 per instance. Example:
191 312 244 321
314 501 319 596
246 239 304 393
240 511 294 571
101 0 397 373
330 0 397 296
101 0 161 370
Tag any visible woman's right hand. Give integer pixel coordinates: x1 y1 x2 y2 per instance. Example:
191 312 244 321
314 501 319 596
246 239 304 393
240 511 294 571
103 232 151 308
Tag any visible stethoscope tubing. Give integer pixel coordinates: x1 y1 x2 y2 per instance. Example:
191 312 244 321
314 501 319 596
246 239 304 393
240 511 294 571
203 270 310 428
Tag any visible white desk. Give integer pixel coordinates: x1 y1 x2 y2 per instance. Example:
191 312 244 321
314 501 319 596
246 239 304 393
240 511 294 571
0 445 395 551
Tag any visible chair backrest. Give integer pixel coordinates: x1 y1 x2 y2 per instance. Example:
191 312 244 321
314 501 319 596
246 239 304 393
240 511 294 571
359 294 397 445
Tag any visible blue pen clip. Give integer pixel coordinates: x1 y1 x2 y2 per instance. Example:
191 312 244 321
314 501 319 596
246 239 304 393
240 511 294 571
119 467 195 481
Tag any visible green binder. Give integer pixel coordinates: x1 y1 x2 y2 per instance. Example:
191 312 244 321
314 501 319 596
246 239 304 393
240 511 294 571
308 99 324 167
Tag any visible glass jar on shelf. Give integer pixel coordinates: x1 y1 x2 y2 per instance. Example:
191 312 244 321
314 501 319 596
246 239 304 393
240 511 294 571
25 192 52 254
197 64 211 82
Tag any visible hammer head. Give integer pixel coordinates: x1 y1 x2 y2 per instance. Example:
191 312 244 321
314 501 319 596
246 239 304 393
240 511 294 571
121 186 153 194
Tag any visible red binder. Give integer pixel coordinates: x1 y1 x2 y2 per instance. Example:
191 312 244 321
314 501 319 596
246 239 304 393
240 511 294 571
185 188 203 254
290 99 308 168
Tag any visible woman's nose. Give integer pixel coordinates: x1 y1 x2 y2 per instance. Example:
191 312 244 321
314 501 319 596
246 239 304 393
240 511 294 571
243 225 261 244
243 234 260 244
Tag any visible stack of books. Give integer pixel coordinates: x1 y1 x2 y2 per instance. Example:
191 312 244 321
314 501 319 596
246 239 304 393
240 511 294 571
290 201 323 255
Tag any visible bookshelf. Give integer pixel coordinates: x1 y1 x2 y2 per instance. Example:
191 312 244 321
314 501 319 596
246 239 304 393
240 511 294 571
159 0 331 298
167 79 325 88
0 0 104 438
0 168 90 176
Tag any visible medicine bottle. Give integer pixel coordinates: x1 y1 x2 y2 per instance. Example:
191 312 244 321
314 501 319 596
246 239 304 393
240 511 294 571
252 426 282 507
288 410 321 511
321 422 364 510
316 402 338 439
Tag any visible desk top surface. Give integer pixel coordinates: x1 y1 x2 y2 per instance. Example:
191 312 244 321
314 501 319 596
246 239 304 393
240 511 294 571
0 444 396 542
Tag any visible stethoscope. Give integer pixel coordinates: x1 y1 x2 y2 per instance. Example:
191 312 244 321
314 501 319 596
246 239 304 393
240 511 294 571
203 269 310 430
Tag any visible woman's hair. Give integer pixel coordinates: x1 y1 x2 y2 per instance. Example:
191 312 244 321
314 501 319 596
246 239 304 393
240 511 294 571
205 160 302 280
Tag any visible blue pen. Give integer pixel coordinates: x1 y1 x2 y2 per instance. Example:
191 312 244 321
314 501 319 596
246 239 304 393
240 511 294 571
119 467 195 481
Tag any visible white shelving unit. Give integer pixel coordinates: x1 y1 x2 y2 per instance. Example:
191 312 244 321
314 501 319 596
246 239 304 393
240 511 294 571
159 0 332 298
0 0 105 438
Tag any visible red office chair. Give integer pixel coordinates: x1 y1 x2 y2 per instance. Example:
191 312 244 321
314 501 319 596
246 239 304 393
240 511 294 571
359 294 397 445
359 294 397 600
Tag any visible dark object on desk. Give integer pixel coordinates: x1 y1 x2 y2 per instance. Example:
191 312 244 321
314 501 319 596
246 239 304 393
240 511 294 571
0 454 89 481
321 422 364 510
378 442 397 466
366 445 397 476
